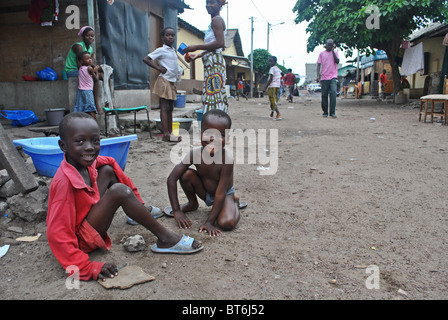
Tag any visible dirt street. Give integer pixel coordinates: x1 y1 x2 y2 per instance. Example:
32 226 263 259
1 93 447 301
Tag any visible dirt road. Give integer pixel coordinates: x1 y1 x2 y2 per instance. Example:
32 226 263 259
1 93 447 300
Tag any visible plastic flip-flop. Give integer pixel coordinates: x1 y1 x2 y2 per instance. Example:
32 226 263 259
151 235 203 254
163 206 174 217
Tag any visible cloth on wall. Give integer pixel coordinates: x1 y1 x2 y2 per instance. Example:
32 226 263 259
29 0 58 26
96 64 119 135
400 42 424 76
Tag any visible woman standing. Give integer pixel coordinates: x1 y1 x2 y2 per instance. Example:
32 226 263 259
184 0 228 113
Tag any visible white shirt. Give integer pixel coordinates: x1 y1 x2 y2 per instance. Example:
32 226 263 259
148 44 182 82
268 66 282 88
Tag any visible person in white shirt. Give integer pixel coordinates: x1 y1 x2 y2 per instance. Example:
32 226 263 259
264 56 282 120
143 27 183 142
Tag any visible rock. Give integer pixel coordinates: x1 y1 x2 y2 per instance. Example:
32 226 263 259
0 169 10 187
98 265 155 289
123 235 146 252
7 226 23 234
0 180 20 198
6 185 49 222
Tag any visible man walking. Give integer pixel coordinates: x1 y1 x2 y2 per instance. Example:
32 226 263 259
316 39 340 118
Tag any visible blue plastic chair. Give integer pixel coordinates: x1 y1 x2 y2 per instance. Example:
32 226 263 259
103 105 152 138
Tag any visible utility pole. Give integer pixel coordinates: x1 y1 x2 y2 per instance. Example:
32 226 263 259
250 16 254 99
267 22 270 52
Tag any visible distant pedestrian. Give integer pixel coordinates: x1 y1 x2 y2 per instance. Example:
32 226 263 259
284 69 296 102
379 69 387 99
317 39 340 118
264 56 282 120
236 77 247 101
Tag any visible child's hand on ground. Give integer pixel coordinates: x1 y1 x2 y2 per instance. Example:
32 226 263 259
98 263 118 281
199 222 222 237
173 210 192 229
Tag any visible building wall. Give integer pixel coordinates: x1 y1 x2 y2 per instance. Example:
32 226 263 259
177 26 205 81
0 0 91 82
409 36 445 91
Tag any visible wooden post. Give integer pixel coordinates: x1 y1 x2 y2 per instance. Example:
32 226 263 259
0 123 38 194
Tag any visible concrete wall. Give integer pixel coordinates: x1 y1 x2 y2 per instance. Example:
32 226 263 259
0 81 70 119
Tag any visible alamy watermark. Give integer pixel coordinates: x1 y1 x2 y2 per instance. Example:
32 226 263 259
169 127 279 176
365 265 380 290
365 5 380 30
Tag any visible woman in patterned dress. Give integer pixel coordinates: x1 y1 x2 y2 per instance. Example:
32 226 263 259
184 0 229 113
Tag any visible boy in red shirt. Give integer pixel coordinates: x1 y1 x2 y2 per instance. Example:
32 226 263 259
379 69 387 99
284 69 296 103
46 112 203 281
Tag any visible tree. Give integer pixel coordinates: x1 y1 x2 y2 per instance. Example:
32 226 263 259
248 49 288 87
293 0 448 94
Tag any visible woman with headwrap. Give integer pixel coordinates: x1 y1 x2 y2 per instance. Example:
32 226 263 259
64 26 103 114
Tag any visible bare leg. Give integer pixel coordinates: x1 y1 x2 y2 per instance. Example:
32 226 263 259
179 168 207 212
161 99 181 142
217 194 240 231
87 165 201 249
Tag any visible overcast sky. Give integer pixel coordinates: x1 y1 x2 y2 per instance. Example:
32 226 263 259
179 0 353 77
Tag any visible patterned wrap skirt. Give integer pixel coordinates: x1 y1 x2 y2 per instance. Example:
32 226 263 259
74 89 97 113
202 52 229 113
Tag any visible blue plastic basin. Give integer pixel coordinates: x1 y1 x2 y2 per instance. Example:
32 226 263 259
13 134 138 177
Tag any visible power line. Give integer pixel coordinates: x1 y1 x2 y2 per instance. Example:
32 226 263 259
249 0 268 23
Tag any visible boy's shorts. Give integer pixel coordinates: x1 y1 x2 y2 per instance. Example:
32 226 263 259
76 219 112 253
205 186 235 207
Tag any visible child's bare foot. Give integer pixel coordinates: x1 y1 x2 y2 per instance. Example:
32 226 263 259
180 201 199 213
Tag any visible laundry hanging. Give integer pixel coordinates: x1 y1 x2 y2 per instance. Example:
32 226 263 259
400 42 425 76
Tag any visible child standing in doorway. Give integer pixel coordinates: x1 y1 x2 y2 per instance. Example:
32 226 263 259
73 51 100 120
264 56 282 120
143 27 183 142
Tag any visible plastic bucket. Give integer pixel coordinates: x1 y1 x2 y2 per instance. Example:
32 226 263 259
175 91 186 108
172 122 180 136
195 109 204 130
45 108 65 126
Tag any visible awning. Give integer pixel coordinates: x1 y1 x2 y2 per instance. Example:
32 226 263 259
223 55 250 68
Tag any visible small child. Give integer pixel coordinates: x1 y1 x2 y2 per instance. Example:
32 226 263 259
264 56 282 120
236 78 247 101
73 51 100 120
143 27 183 142
167 109 242 237
46 112 203 281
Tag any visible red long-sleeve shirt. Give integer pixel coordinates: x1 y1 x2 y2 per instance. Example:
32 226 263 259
46 156 143 281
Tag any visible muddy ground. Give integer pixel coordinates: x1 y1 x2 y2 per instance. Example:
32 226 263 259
1 92 447 301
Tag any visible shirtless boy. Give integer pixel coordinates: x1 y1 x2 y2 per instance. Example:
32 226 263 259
166 109 241 237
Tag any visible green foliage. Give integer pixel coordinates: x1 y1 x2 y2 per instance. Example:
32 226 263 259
248 48 289 75
248 49 271 75
293 0 448 55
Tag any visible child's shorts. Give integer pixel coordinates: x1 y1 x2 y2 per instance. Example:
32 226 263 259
205 185 235 207
76 219 111 253
153 76 177 100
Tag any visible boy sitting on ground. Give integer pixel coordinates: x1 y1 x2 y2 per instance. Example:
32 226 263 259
166 109 242 237
46 112 203 281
